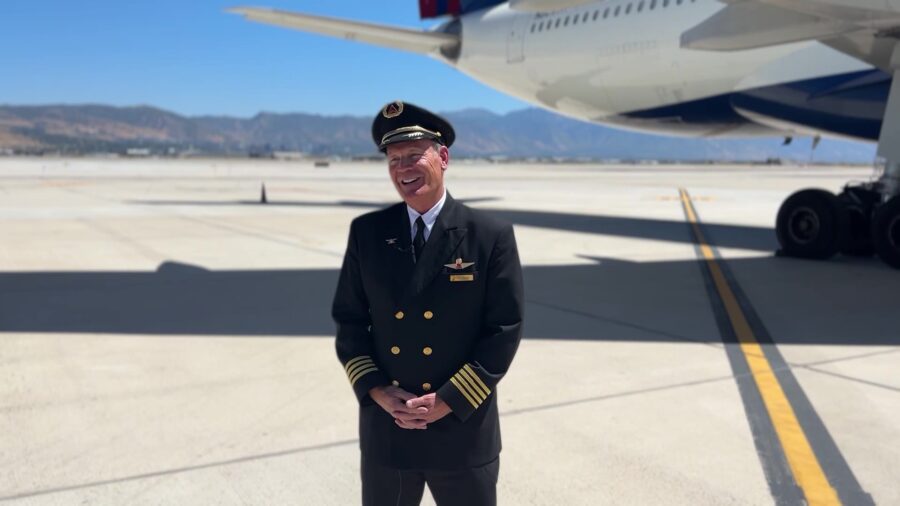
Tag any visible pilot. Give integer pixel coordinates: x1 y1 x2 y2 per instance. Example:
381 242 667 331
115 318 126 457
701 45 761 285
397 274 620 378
332 100 524 506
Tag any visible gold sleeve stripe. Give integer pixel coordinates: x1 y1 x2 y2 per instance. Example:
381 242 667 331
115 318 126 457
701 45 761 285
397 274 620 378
346 357 373 372
345 355 372 372
453 372 486 403
458 367 490 399
349 365 379 386
455 371 486 402
346 359 375 378
450 376 480 409
463 364 491 395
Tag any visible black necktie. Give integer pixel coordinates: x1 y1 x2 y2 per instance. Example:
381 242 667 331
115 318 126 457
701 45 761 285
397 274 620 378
413 216 426 263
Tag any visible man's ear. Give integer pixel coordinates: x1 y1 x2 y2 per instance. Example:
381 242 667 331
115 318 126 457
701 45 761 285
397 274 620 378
439 145 450 170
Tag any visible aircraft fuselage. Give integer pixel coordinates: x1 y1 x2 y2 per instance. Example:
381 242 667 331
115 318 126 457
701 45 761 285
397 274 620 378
451 1 885 140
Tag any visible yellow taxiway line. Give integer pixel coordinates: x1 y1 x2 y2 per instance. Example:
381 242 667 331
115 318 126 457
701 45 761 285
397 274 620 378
679 188 840 506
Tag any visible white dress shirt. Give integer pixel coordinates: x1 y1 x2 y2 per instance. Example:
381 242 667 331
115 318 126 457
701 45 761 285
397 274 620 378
406 188 447 242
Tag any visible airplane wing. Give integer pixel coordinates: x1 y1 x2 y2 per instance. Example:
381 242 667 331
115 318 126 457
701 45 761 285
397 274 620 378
682 0 900 71
228 7 459 56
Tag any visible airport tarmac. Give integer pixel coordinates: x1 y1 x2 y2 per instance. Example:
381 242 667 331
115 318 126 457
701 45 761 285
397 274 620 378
1 157 897 505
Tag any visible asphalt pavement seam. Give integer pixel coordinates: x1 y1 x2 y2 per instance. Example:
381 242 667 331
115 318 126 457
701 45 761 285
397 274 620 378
798 366 900 394
0 439 359 502
525 297 724 348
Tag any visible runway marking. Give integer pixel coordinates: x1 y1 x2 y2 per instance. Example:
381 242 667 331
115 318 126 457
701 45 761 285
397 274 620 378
678 188 854 506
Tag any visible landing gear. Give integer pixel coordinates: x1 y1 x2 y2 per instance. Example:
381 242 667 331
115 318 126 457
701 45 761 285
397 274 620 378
872 196 900 268
838 185 879 256
776 189 847 260
775 169 900 268
776 42 900 269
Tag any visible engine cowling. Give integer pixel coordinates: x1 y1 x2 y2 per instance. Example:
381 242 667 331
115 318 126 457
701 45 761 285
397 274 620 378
731 45 886 141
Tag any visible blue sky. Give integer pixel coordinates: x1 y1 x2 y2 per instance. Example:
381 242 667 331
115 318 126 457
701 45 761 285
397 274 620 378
1 1 527 117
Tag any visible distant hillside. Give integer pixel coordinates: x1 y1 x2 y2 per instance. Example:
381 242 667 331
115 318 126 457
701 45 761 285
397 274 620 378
0 104 878 163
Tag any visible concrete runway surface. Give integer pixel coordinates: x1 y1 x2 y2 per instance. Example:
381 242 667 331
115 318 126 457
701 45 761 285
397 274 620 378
0 158 897 505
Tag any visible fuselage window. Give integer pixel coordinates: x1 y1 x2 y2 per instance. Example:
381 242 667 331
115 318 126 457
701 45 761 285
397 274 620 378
564 15 570 26
614 5 621 16
582 12 589 22
555 18 561 27
573 14 578 25
663 0 669 6
593 10 599 20
626 3 633 14
604 7 611 18
676 0 683 5
650 0 657 9
530 24 535 33
638 1 644 12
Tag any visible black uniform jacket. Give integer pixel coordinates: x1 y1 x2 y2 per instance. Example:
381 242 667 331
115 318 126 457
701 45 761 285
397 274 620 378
332 193 524 470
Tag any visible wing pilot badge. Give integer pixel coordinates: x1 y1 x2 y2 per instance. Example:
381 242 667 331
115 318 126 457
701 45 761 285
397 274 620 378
444 257 475 270
385 238 398 245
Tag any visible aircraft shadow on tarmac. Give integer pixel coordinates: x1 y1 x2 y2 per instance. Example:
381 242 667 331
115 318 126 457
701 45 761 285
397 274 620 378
2 255 896 345
128 198 777 252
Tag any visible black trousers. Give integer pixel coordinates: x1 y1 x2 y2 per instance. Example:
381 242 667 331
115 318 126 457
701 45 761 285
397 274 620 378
361 457 499 506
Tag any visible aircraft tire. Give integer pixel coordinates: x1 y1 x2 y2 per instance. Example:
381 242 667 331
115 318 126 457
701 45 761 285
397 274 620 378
841 205 874 256
776 189 848 260
838 188 877 256
872 196 900 269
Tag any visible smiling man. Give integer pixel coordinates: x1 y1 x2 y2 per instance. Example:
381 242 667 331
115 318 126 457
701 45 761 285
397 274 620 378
331 101 524 506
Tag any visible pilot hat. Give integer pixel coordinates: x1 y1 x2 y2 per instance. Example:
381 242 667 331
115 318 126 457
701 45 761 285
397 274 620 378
372 100 455 152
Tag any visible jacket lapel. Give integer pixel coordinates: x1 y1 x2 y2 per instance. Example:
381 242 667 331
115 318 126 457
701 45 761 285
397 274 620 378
384 204 415 303
405 194 467 298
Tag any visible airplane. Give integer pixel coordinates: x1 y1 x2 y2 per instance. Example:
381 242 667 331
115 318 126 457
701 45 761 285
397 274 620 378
229 0 900 269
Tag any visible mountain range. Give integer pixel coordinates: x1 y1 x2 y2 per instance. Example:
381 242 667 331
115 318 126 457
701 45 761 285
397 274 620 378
0 104 878 163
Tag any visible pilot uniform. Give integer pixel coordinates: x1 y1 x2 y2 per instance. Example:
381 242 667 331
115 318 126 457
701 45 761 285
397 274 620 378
332 102 524 505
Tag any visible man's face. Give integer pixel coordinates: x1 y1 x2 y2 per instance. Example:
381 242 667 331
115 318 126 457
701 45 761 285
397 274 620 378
386 139 449 212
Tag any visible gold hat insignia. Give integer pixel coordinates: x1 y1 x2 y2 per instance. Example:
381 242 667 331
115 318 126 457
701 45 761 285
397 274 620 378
383 101 404 119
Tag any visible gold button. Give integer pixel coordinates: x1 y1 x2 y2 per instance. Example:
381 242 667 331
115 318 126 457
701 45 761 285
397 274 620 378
391 346 400 355
422 347 433 356
391 380 399 387
423 311 434 320
395 311 404 320
422 383 432 391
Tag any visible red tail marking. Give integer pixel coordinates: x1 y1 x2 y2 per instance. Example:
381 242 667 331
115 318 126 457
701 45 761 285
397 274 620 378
419 0 439 18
